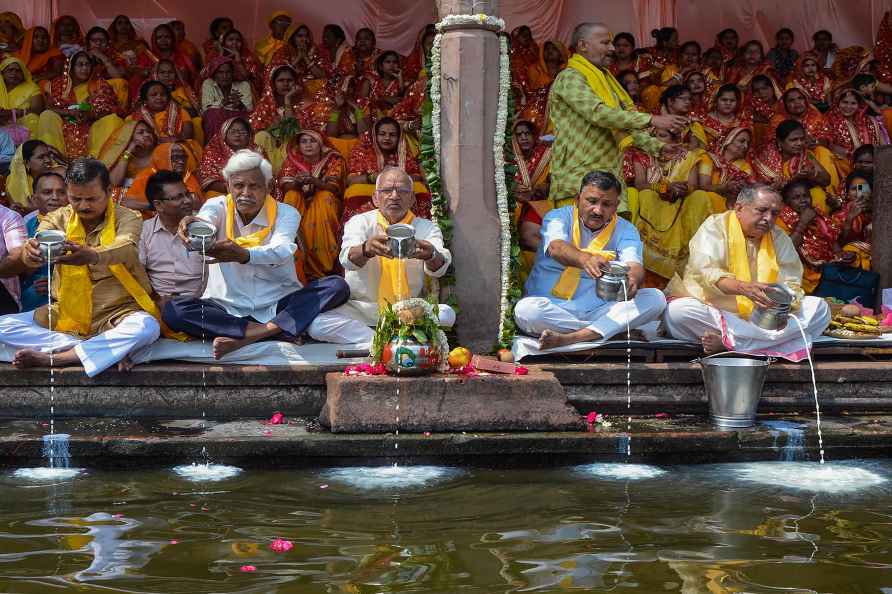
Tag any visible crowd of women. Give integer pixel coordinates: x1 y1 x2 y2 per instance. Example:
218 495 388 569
0 10 888 295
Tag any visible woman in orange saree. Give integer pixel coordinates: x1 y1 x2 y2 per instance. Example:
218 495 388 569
641 41 701 113
37 50 123 158
124 141 203 218
270 23 332 97
389 74 426 157
109 15 148 64
153 58 203 144
134 80 196 149
831 171 873 271
251 64 331 173
644 27 678 73
754 119 834 214
131 24 197 102
509 26 539 96
786 52 832 112
198 116 258 196
98 116 157 194
336 28 380 81
344 116 430 224
527 39 569 93
279 130 345 279
51 15 83 55
84 26 130 110
16 27 64 83
825 89 888 179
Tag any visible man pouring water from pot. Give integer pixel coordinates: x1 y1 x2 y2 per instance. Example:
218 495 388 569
306 167 454 346
513 170 667 352
664 184 831 359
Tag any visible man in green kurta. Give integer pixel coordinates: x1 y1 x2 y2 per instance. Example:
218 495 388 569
549 22 688 214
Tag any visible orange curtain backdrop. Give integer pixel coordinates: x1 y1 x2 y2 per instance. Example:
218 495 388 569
10 0 889 57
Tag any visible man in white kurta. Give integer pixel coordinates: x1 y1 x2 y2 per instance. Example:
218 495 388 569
308 167 454 346
664 184 831 360
514 171 666 351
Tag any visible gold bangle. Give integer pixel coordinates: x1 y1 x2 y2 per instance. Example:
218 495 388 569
122 151 133 161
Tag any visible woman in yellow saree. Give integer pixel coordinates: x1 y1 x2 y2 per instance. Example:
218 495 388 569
37 50 123 158
701 126 755 212
0 57 44 137
640 40 701 113
279 130 345 279
626 127 717 284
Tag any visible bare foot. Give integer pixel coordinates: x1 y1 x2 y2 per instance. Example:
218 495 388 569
117 355 134 372
212 336 251 360
701 331 727 355
12 349 52 369
538 329 602 350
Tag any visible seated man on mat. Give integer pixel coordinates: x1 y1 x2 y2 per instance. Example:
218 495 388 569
307 166 454 346
0 158 161 376
664 184 831 359
513 170 667 350
139 170 206 301
162 150 350 359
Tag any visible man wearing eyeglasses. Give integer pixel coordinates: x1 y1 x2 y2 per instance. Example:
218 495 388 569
138 170 205 301
306 166 454 346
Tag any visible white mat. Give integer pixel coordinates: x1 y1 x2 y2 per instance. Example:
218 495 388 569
0 339 368 368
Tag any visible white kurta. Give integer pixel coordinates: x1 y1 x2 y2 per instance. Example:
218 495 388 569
307 210 454 345
195 196 301 323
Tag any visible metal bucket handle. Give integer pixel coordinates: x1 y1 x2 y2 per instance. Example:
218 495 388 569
691 351 776 365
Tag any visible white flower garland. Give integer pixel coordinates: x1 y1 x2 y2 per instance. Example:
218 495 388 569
430 13 511 344
493 34 512 343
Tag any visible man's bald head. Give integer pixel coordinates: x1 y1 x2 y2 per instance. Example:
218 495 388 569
571 22 614 67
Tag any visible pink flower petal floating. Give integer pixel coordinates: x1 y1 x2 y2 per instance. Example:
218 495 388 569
240 565 257 572
268 411 286 425
112 513 124 519
169 539 178 545
514 365 529 375
270 538 293 553
655 412 670 419
586 412 599 425
344 363 387 376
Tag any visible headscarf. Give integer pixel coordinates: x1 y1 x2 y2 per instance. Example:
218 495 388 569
198 116 258 190
347 117 418 177
16 27 63 75
825 88 888 155
788 51 831 104
0 56 40 110
511 119 551 193
50 15 84 56
402 24 435 82
708 126 755 186
0 12 25 48
153 58 199 112
200 54 234 81
97 118 157 168
527 39 569 91
149 24 196 81
127 142 203 213
281 129 340 183
108 15 144 53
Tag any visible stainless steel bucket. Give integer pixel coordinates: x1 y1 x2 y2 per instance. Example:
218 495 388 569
697 355 770 429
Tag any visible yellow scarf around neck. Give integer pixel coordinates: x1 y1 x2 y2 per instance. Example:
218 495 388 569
376 209 414 309
55 201 188 340
225 194 278 247
551 207 617 300
726 212 779 319
566 53 636 151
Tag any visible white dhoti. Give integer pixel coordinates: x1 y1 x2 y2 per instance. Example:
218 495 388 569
0 311 161 376
664 296 831 361
307 300 457 346
514 288 667 340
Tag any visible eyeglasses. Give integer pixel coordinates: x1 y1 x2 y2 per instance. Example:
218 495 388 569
376 187 412 197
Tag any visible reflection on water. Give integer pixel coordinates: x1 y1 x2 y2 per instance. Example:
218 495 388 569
0 461 888 593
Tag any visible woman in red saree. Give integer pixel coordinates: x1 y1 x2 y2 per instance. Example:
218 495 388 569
85 26 129 110
270 23 332 97
402 25 436 84
754 119 834 214
37 50 123 158
768 87 838 190
714 28 739 65
702 126 756 211
336 28 380 81
777 179 847 292
701 84 746 150
279 130 345 279
610 33 654 86
134 80 196 149
745 74 780 148
729 41 777 90
124 141 203 218
832 171 873 270
198 116 258 196
131 24 197 101
344 116 430 224
659 85 708 149
205 29 263 94
16 27 64 84
360 51 406 121
512 120 552 280
786 52 832 112
251 64 331 173
644 27 678 73
202 18 233 59
826 88 888 179
684 71 710 120
510 26 539 94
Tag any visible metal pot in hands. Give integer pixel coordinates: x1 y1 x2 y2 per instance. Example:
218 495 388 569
596 261 630 302
186 221 217 252
386 224 416 259
751 284 794 331
697 354 772 429
35 230 67 261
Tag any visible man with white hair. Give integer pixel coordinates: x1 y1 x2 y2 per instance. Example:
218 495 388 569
664 184 831 359
307 167 454 345
162 150 349 359
548 22 687 213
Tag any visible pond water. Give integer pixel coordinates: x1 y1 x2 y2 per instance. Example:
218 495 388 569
2 460 891 593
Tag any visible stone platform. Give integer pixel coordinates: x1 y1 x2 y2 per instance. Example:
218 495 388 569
321 371 581 433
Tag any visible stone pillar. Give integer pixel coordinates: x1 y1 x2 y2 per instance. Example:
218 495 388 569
872 145 892 305
436 0 503 352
